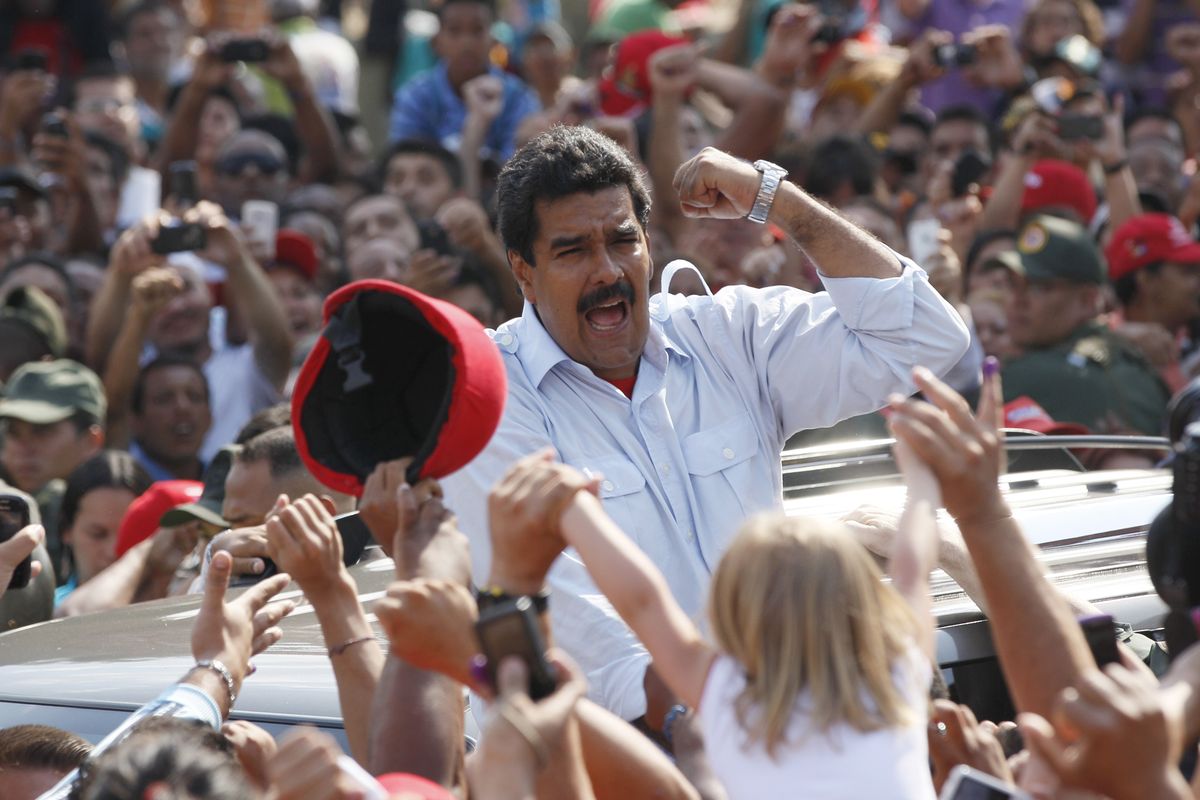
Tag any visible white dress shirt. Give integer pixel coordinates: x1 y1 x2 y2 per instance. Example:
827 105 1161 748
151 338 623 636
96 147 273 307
441 255 970 720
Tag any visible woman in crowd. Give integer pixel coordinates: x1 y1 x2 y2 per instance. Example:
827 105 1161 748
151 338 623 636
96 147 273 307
54 450 151 606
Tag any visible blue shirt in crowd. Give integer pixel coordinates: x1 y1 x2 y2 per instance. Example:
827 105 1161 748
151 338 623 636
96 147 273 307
388 63 541 163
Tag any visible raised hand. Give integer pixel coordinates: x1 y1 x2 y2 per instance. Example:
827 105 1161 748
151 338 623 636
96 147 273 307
886 363 1007 525
267 727 376 800
130 266 185 323
927 699 1014 793
756 3 824 87
222 719 278 791
464 74 505 124
672 146 765 221
486 449 598 595
648 43 700 101
0 524 43 599
190 551 294 696
1019 663 1190 800
373 578 481 687
265 494 346 595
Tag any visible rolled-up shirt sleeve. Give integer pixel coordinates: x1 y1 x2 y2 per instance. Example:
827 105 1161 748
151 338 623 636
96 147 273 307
685 254 970 440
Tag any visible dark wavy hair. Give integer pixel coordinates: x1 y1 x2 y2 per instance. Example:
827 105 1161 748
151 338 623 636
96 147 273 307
496 125 651 266
59 451 151 534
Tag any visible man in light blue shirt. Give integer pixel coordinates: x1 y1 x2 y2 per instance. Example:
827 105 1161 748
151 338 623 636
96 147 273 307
442 126 971 722
388 0 540 162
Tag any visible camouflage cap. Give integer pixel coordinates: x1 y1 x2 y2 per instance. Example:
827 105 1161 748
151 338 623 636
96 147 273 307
0 286 67 357
1014 214 1106 285
0 359 105 425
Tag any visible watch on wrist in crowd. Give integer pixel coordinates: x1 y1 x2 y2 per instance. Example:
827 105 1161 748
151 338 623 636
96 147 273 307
747 159 788 224
475 585 551 613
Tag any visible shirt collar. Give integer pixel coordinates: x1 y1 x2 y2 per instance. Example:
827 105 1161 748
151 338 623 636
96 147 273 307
513 298 689 389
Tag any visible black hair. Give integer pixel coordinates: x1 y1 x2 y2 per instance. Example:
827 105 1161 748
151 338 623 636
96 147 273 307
66 61 133 108
1113 260 1163 306
964 228 1018 273
437 0 496 21
895 110 933 137
933 104 996 155
113 0 178 41
450 251 506 315
235 402 292 445
130 355 209 416
83 129 131 188
0 724 91 772
381 138 464 189
803 135 877 201
496 125 651 265
1125 106 1185 144
240 115 300 176
1 251 74 304
59 451 152 534
238 425 303 479
165 83 241 119
75 717 248 800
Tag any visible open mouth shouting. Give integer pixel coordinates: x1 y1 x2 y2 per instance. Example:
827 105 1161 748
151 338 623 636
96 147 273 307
579 280 635 335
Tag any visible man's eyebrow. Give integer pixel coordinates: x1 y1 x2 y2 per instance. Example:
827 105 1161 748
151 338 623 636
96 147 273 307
549 234 588 250
612 221 639 235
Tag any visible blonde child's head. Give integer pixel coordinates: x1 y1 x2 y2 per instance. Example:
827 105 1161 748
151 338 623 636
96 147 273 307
708 514 920 756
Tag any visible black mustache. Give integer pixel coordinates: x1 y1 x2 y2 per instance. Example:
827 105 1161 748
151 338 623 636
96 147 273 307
578 281 634 314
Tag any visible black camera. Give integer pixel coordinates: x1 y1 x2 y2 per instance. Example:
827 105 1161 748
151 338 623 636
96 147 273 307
1057 112 1104 141
220 38 270 63
12 48 47 72
0 494 33 591
40 111 68 139
475 596 558 700
151 220 208 254
167 161 199 208
932 43 977 69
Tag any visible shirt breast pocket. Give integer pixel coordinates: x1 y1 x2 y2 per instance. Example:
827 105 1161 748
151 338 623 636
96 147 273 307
682 414 760 526
564 454 650 546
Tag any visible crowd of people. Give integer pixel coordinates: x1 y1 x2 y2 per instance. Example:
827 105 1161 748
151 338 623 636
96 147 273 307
1 0 1200 797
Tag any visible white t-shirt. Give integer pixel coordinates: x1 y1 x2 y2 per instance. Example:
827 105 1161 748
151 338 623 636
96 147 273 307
201 341 280 461
698 648 936 800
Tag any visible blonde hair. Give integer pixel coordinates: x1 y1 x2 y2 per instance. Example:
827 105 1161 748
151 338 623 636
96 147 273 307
708 514 920 758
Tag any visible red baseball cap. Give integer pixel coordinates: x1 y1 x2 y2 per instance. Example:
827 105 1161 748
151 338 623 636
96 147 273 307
273 228 318 282
115 480 204 558
1020 160 1097 226
1004 396 1089 436
1105 213 1200 281
376 773 456 800
598 30 690 117
292 280 507 497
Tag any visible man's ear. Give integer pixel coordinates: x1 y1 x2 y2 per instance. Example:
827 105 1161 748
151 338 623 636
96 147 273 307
509 250 537 305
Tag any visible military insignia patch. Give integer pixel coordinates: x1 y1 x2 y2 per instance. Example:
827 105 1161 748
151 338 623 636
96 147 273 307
1019 223 1047 253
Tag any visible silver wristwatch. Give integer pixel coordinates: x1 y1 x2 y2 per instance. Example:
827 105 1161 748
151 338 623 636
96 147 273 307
746 159 788 224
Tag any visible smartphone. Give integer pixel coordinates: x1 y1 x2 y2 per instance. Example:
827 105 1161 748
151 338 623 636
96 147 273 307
152 220 208 254
1079 613 1120 667
12 48 47 72
908 218 942 265
220 38 270 63
1057 113 1104 141
241 200 278 260
0 495 33 591
167 161 199 208
0 187 18 214
40 111 68 139
939 765 1031 799
813 20 845 44
951 150 991 197
475 596 558 700
932 43 977 68
1031 76 1076 115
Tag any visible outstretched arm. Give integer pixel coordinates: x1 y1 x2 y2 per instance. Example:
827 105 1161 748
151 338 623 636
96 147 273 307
886 436 942 659
558 488 715 710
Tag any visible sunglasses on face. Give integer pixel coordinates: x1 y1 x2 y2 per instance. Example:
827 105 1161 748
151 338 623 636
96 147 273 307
216 151 285 176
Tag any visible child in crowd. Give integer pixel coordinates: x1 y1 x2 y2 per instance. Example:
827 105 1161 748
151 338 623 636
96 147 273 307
540 366 975 799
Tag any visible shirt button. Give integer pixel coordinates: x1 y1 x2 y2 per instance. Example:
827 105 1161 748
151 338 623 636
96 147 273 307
496 333 513 346
602 480 614 492
660 464 670 476
722 447 735 460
